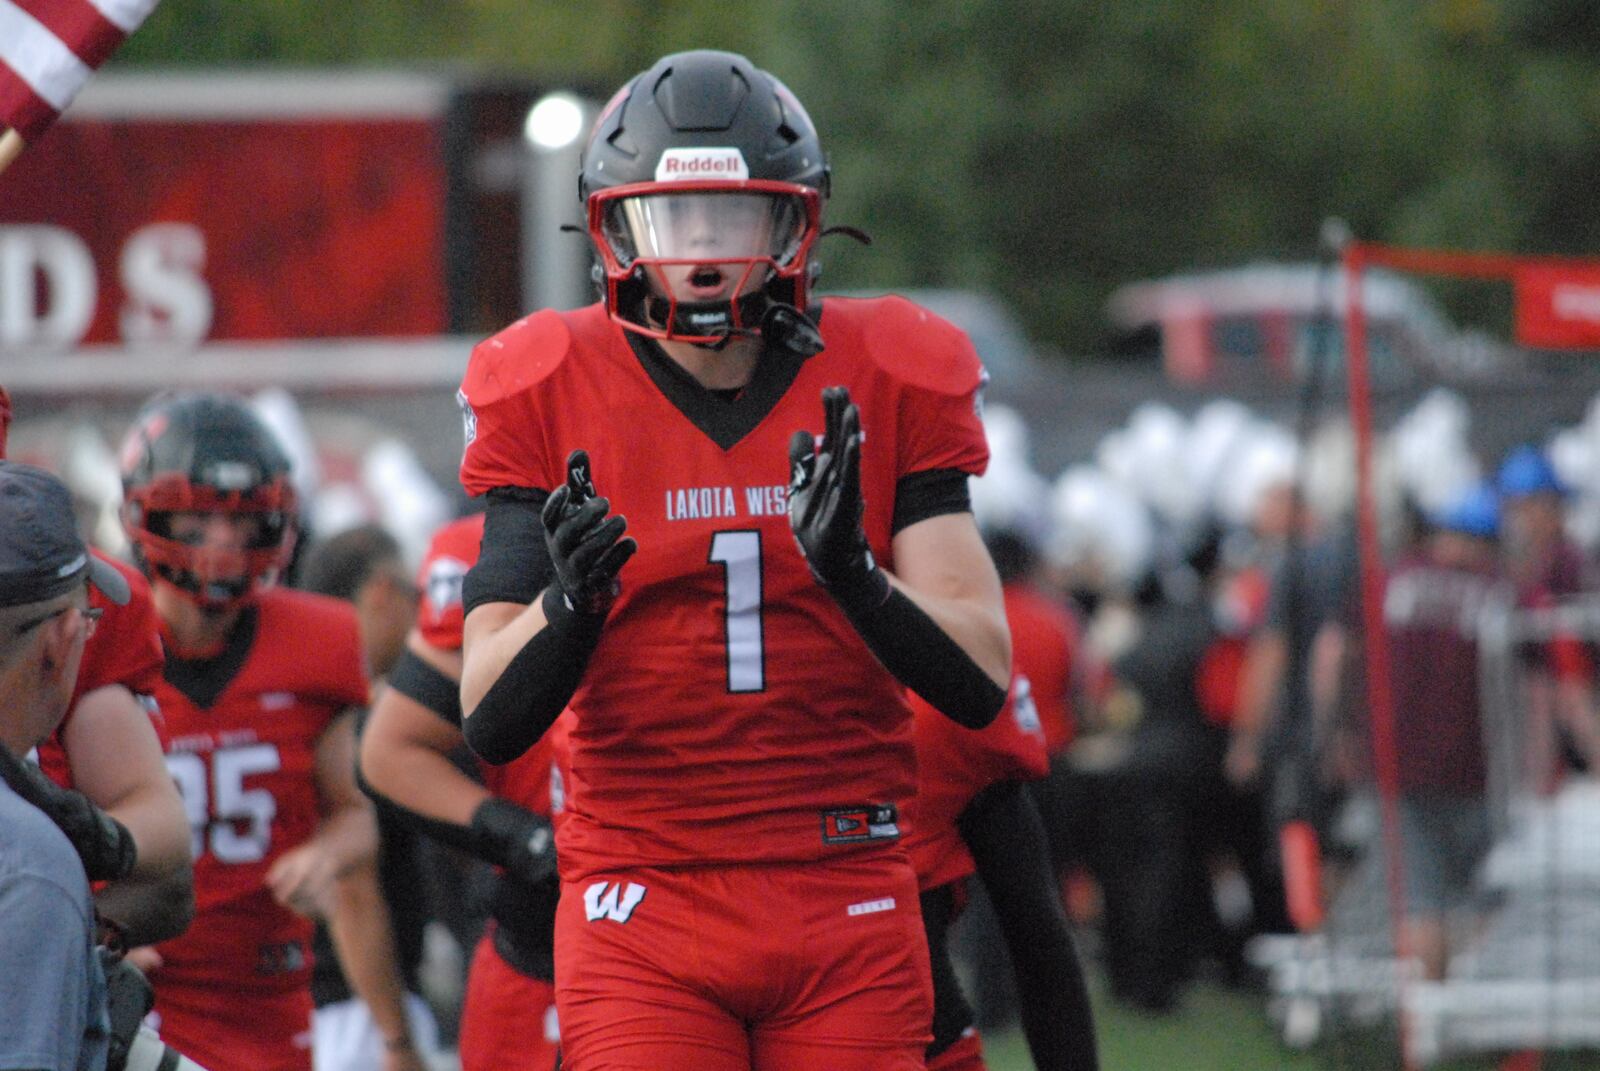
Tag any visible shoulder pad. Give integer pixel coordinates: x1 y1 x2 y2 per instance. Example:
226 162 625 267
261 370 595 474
839 295 986 397
255 588 367 701
459 310 575 408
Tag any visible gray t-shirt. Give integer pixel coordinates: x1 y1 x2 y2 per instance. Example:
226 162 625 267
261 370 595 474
0 781 109 1071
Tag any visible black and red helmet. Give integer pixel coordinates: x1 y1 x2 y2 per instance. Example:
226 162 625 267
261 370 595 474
581 50 830 347
119 392 297 608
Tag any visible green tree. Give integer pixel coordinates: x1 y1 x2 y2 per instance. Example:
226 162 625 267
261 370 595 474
114 0 1600 353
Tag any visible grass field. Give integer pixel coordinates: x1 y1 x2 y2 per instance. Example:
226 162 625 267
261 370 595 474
977 979 1324 1071
976 979 1600 1070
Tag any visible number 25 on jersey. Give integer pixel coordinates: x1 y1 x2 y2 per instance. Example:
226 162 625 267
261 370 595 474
167 744 281 863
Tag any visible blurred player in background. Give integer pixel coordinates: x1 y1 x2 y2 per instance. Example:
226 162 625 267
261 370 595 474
297 525 441 1071
905 678 1098 1071
1380 483 1508 979
360 512 564 1071
455 49 1010 1070
117 392 419 1071
0 384 194 948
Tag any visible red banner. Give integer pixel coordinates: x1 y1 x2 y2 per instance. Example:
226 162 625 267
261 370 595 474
1514 260 1600 350
0 115 448 348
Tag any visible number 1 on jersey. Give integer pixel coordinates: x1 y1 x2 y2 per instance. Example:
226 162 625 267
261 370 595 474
709 530 765 693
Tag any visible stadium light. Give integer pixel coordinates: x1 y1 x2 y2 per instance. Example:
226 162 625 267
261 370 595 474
521 91 595 312
524 93 586 151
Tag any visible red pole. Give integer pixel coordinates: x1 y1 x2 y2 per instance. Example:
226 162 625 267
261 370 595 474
1343 241 1418 1069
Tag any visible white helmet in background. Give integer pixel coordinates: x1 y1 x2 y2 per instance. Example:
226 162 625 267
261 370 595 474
1185 399 1256 521
1389 388 1478 516
1048 464 1154 593
1214 421 1298 533
1123 403 1201 527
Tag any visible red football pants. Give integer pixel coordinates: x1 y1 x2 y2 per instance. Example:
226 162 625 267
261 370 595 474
554 851 932 1071
459 930 561 1071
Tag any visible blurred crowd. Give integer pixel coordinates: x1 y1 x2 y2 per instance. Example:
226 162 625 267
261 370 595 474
963 383 1600 1034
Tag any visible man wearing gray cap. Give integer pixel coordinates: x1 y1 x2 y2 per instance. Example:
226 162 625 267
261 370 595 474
0 459 128 1071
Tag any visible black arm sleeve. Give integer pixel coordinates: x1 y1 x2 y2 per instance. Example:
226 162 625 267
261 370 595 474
458 488 606 765
838 586 1006 729
959 780 1099 1071
831 467 1002 728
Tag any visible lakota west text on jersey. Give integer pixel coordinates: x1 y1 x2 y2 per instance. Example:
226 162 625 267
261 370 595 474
663 483 789 521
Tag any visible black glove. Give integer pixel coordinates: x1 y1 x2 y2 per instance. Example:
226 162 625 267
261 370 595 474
0 743 137 881
469 797 558 886
540 449 637 617
787 387 890 610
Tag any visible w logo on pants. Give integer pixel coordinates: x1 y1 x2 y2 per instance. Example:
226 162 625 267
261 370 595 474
584 880 647 923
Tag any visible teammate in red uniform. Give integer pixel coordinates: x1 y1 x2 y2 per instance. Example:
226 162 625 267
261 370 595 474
455 51 1011 1071
360 512 564 1071
116 393 418 1071
0 383 192 947
907 678 1098 1071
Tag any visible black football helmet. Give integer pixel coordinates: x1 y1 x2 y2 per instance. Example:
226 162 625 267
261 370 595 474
119 392 297 608
581 50 829 349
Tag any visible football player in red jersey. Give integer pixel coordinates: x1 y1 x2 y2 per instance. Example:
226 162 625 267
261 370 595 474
116 393 421 1071
360 512 565 1071
0 383 193 947
905 679 1098 1071
454 51 1012 1071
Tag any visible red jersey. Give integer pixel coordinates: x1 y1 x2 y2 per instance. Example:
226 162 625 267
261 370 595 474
904 676 1049 892
151 587 368 994
458 297 988 876
1002 580 1080 756
38 553 167 787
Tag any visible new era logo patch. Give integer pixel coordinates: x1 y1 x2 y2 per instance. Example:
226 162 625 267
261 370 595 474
821 804 900 846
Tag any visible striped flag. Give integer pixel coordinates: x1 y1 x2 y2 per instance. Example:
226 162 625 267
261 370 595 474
0 0 161 143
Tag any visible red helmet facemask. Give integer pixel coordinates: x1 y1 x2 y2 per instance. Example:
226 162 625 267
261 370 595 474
122 473 297 610
588 179 821 346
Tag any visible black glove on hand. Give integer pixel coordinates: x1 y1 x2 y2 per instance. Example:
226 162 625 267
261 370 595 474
540 449 637 617
470 797 558 886
0 742 137 881
788 387 890 611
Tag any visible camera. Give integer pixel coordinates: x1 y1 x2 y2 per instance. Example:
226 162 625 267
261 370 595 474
100 949 211 1071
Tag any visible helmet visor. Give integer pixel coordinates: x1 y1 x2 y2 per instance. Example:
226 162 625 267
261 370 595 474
601 191 808 268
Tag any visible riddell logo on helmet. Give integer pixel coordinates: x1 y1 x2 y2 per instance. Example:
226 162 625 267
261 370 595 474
655 148 749 182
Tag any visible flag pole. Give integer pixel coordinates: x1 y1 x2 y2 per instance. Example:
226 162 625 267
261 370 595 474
0 128 25 176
